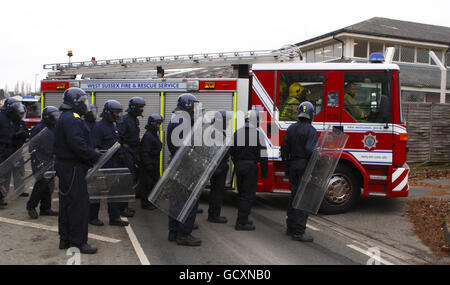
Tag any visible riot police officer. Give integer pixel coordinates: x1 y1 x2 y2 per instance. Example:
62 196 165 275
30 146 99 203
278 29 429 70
84 104 98 131
280 101 318 242
117 96 146 218
89 100 129 227
0 98 26 207
139 114 163 210
207 110 230 224
167 93 201 246
230 110 268 231
26 106 60 219
54 87 101 254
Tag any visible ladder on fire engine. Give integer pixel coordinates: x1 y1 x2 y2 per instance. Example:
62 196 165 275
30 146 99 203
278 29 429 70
43 45 302 79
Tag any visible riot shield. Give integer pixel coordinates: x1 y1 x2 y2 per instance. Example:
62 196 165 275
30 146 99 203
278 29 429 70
148 116 231 223
0 127 54 202
292 126 349 214
85 142 121 181
44 168 135 202
87 168 135 202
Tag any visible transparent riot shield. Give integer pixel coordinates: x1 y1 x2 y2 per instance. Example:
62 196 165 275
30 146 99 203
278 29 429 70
148 115 231 223
87 168 135 202
292 126 349 214
85 142 121 181
0 127 54 202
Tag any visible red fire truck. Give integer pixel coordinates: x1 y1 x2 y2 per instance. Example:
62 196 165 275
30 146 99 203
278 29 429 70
41 47 409 213
22 95 42 130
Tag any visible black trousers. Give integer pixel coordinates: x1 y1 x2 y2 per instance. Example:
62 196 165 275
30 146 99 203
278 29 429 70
208 164 229 218
55 160 89 246
139 166 160 204
286 159 309 235
27 177 54 211
168 202 198 235
89 202 121 221
235 160 258 225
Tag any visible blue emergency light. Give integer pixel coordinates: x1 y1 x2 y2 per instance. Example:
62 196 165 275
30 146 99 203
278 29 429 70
369 52 385 63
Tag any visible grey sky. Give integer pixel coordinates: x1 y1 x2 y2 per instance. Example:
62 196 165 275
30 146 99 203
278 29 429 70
1 0 449 92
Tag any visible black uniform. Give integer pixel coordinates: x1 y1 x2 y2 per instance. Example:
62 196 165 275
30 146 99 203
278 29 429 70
54 110 100 246
0 113 29 201
208 133 230 219
117 113 140 212
280 119 318 235
0 112 16 204
166 114 198 235
230 126 268 226
139 124 162 206
89 118 122 222
27 122 55 212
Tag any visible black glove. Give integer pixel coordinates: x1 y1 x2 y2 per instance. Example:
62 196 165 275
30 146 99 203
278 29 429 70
14 129 29 140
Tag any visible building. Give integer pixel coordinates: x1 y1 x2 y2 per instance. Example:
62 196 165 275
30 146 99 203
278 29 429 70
296 17 450 103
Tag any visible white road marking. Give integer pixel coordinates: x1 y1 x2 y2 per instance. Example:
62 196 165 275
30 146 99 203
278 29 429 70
306 224 320 231
347 244 394 265
0 217 121 243
122 218 151 265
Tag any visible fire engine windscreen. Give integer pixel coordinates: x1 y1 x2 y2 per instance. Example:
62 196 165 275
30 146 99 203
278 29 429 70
292 126 349 214
148 117 232 223
0 127 54 202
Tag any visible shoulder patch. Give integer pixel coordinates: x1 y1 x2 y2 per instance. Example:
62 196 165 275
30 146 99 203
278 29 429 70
73 113 81 119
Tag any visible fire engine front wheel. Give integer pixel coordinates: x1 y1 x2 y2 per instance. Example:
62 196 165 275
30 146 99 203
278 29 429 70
319 164 360 215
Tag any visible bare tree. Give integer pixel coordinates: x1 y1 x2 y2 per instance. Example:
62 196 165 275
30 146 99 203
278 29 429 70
14 82 19 95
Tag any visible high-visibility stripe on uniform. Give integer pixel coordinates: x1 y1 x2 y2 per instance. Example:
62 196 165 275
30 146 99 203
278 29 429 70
159 92 164 176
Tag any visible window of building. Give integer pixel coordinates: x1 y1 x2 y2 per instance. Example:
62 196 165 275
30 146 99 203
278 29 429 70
430 50 443 65
344 72 392 123
354 39 368 58
278 72 325 121
314 48 324 62
400 46 415 63
402 91 425 102
369 42 383 54
447 52 450 67
333 43 342 58
306 50 314 63
323 45 334 61
416 48 429 64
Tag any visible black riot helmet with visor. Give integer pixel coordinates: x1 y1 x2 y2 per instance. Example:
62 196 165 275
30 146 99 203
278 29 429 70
176 93 199 115
61 87 89 116
42 106 60 126
101 100 123 123
127 97 146 117
1 97 26 121
145 114 164 132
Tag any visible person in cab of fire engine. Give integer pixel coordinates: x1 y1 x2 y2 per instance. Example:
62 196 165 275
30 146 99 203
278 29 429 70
230 110 268 231
26 106 60 219
280 82 309 121
138 114 163 210
281 101 318 242
0 98 28 208
167 93 202 246
344 82 365 121
54 88 101 254
117 96 146 218
207 110 230 224
89 100 129 227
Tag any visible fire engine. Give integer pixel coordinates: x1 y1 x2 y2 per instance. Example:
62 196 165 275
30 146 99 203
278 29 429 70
21 95 41 130
41 46 409 214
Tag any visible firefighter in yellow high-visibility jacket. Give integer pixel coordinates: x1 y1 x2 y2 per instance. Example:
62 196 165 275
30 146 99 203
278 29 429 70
280 83 308 121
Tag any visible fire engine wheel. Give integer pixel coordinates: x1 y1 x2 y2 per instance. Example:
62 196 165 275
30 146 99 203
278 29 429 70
319 164 360 215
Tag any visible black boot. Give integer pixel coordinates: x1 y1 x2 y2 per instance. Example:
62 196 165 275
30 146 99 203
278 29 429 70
89 219 104 226
176 234 202 246
208 216 228 224
40 209 58 216
72 243 97 254
0 197 7 208
109 218 129 227
168 231 177 242
141 201 157 210
27 207 38 219
291 233 314 242
120 208 135 218
235 223 256 231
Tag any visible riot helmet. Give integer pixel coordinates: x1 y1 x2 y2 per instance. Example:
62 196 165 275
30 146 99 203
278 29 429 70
102 100 123 123
297 101 315 120
61 87 89 116
176 93 198 115
145 114 164 131
42 106 60 126
1 97 26 120
127 97 146 117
